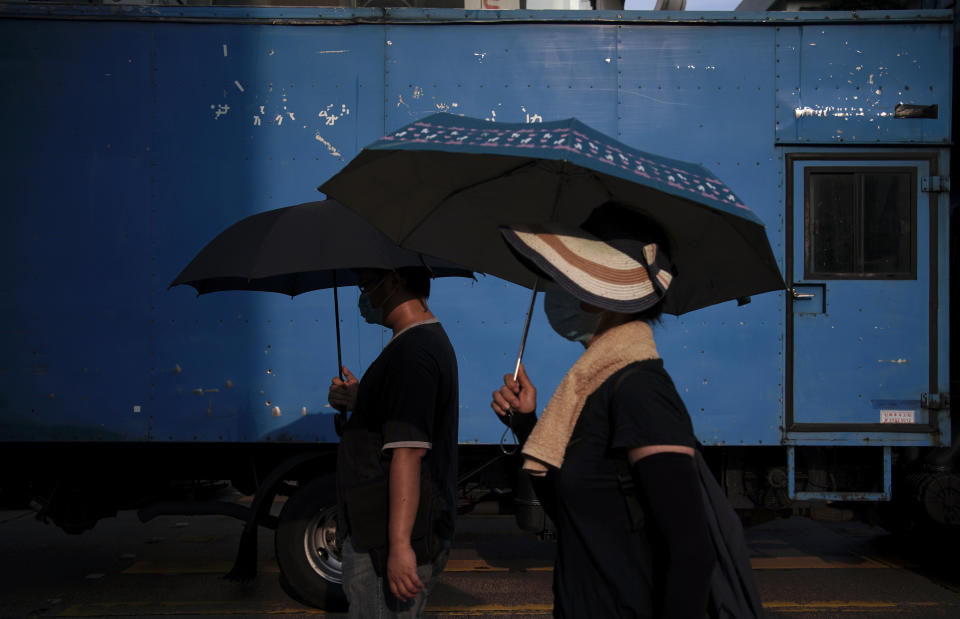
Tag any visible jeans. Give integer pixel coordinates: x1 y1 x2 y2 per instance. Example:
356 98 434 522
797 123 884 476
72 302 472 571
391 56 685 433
341 536 450 619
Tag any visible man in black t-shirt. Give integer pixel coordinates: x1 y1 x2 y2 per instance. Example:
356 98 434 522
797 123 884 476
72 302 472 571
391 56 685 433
328 266 458 618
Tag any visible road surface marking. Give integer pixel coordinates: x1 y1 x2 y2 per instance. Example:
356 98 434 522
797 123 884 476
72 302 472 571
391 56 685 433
424 603 553 614
121 553 891 576
122 561 279 575
763 600 945 612
447 555 893 571
57 600 956 617
59 601 327 616
750 555 890 569
444 558 553 572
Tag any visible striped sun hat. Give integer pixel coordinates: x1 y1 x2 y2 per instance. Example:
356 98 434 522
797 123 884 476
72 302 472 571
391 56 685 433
499 205 674 313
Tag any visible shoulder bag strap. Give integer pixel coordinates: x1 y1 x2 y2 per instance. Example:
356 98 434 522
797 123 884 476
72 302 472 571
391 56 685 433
611 366 645 531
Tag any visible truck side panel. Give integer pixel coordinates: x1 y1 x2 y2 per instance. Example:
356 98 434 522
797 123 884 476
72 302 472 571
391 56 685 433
0 9 950 451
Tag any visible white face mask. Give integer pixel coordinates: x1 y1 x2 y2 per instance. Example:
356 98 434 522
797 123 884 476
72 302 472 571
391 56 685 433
543 288 599 345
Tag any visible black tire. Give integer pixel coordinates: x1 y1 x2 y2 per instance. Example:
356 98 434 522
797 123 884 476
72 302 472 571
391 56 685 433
275 475 348 611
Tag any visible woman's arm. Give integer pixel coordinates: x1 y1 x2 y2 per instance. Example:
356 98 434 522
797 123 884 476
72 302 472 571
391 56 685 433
629 448 715 619
490 364 560 523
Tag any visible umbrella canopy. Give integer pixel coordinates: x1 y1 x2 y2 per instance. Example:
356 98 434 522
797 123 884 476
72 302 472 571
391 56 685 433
171 199 473 390
320 113 784 315
171 199 472 296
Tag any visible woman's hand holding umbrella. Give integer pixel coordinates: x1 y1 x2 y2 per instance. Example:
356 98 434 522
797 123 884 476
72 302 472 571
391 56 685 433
328 366 359 413
491 363 537 424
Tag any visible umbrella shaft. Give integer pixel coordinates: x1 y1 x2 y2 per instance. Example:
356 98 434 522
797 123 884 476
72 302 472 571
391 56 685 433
333 276 343 380
512 279 539 382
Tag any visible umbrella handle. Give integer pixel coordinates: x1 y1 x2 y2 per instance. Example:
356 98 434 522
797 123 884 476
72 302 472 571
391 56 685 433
512 278 540 382
500 413 519 455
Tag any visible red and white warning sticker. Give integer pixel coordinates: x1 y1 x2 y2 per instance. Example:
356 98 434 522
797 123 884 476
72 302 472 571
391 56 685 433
880 410 915 424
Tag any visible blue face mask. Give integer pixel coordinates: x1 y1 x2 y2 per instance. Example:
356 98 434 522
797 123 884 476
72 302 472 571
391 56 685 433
357 292 385 326
543 288 599 345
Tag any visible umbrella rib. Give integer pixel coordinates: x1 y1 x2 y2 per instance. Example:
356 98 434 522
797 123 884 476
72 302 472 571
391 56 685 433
396 159 544 246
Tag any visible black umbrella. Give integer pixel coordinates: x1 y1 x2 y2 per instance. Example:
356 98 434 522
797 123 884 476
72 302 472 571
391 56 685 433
170 199 473 379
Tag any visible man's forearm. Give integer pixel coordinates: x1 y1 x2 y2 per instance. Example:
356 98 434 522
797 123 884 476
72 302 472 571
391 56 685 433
388 447 427 549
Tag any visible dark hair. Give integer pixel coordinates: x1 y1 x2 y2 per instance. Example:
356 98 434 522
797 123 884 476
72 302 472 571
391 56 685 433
585 201 673 259
631 298 665 325
395 266 431 299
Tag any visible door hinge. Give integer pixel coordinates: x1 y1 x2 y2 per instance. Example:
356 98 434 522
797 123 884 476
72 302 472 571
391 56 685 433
921 392 950 410
921 176 950 193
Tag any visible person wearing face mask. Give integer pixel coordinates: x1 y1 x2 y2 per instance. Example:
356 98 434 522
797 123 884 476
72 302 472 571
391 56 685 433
542 286 600 347
328 266 458 618
491 203 761 619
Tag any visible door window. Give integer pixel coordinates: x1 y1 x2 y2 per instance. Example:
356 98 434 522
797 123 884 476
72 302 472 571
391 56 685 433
804 167 916 279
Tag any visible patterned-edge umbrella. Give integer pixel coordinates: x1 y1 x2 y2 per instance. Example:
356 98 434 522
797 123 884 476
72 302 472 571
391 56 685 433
321 113 784 376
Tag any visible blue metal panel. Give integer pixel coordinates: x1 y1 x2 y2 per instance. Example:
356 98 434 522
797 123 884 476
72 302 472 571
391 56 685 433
775 25 803 145
147 22 387 441
657 300 784 446
383 23 620 130
618 26 776 163
776 23 953 144
0 19 155 440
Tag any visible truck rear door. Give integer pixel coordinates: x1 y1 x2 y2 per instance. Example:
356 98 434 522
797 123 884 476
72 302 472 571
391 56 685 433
787 155 947 441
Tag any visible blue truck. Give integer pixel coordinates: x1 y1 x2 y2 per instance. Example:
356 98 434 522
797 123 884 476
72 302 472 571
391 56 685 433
0 1 954 608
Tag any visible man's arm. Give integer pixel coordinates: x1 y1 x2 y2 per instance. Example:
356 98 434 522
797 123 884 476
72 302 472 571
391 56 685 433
387 446 428 602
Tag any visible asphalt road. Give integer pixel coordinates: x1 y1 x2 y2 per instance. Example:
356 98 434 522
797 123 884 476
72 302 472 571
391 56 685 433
1 498 958 618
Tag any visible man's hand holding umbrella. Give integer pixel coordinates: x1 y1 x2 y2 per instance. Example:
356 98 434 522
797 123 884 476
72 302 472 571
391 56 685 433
328 366 358 414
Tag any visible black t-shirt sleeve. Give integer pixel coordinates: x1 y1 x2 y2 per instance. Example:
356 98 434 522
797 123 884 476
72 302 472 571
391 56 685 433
609 367 696 452
380 338 439 451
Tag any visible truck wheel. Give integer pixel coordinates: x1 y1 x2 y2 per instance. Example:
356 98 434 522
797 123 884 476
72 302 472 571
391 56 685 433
275 476 348 611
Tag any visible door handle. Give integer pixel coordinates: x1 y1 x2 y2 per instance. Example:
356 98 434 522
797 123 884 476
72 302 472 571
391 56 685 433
792 288 815 300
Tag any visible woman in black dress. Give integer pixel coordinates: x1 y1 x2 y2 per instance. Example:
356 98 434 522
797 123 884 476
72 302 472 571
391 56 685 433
491 204 720 618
